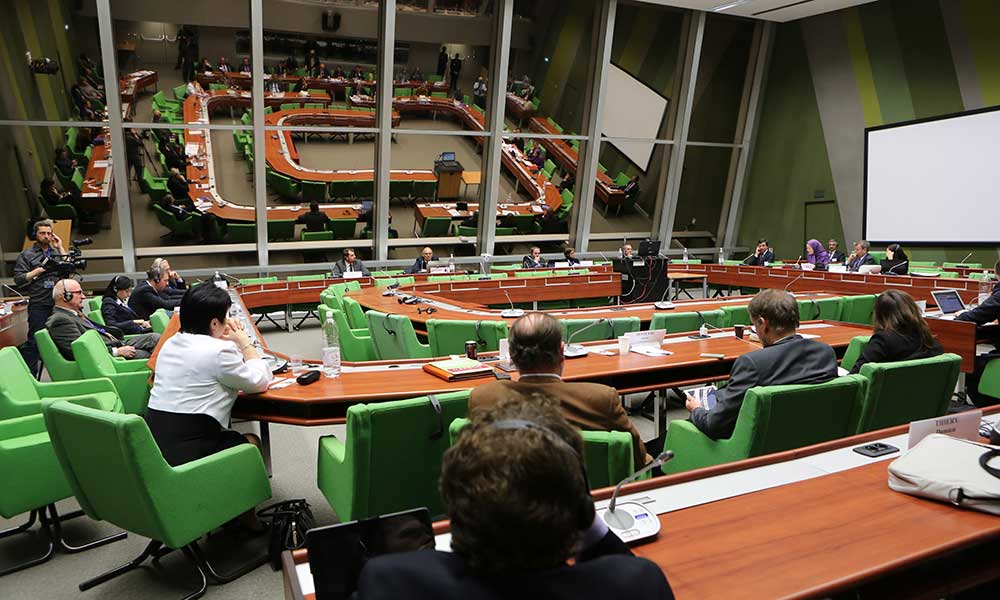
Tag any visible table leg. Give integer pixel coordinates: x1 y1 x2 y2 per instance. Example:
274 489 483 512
654 391 664 438
259 421 272 477
285 305 293 333
702 278 708 298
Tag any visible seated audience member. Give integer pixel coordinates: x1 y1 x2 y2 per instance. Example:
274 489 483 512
186 76 206 98
295 201 331 232
159 194 195 220
621 175 640 201
314 62 331 79
459 211 479 229
849 290 942 374
686 289 839 439
559 171 575 193
743 238 774 266
827 239 846 263
151 257 189 299
198 57 213 72
622 244 634 259
332 248 371 277
882 243 909 275
79 99 98 122
528 145 546 169
167 167 191 201
846 240 876 272
239 57 252 73
128 266 182 320
957 260 1000 406
75 126 93 153
332 65 346 79
562 247 581 266
411 67 425 81
804 238 829 268
470 312 650 469
522 246 545 269
46 279 160 360
144 283 271 476
55 148 77 178
265 78 283 93
101 276 153 335
163 137 187 170
40 178 79 211
350 65 365 80
405 247 435 274
356 395 673 599
217 57 232 73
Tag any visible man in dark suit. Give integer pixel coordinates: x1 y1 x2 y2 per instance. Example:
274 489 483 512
743 238 775 266
449 53 462 89
827 238 846 263
331 248 371 277
295 202 331 232
957 260 1000 406
846 240 876 272
46 279 159 360
150 258 188 300
405 247 435 274
470 312 649 469
128 266 182 320
686 289 839 439
522 246 545 269
355 396 674 600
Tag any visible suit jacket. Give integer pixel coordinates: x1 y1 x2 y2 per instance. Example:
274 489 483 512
101 296 149 335
957 288 1000 325
829 249 846 263
849 329 943 374
743 249 774 266
522 255 545 269
295 210 331 232
355 542 672 600
690 335 839 440
128 280 181 320
847 253 876 272
332 258 371 277
404 256 432 274
470 377 648 469
46 306 123 360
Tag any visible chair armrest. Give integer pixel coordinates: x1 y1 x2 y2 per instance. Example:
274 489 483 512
317 435 356 520
660 420 739 475
113 359 153 373
0 413 48 440
37 377 117 399
349 328 370 338
156 444 271 548
106 372 152 414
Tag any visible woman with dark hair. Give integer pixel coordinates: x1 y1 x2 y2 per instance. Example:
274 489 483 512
563 247 580 266
100 275 152 335
884 243 909 275
849 289 942 374
144 284 272 467
804 239 830 268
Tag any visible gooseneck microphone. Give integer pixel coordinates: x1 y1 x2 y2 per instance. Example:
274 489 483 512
959 251 974 265
602 451 675 542
885 260 908 275
500 289 524 318
2 283 28 305
564 318 608 358
784 273 805 295
607 451 675 515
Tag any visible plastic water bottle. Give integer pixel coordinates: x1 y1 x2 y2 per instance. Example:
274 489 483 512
448 253 456 273
682 248 689 263
322 315 341 378
718 248 725 264
979 272 993 306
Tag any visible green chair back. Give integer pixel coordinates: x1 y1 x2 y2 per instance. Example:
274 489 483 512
0 349 44 418
797 297 842 321
559 318 640 342
365 311 431 360
88 309 106 326
267 219 296 241
150 309 171 334
226 223 257 243
302 230 334 241
172 84 187 101
839 295 876 325
317 305 377 361
660 376 867 475
910 261 938 268
317 391 471 520
341 296 369 331
515 270 553 278
35 329 81 381
240 276 279 285
71 331 151 414
853 354 961 433
944 262 981 269
650 310 725 334
329 218 357 240
420 217 452 237
839 335 871 373
427 320 508 356
719 305 751 328
301 180 327 202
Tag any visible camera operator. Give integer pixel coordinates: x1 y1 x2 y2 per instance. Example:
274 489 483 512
13 219 71 376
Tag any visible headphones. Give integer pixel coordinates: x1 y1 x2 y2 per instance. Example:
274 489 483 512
417 306 437 314
113 275 134 293
475 321 487 347
147 266 164 284
62 284 75 302
381 316 397 337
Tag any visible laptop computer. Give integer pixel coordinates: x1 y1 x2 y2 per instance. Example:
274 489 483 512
930 289 966 315
440 151 456 162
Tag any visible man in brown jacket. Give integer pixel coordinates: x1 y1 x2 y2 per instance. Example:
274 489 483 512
469 312 650 469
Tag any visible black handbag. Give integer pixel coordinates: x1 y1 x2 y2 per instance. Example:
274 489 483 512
257 499 316 570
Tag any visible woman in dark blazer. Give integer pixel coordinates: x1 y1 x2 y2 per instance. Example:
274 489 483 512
101 276 153 335
849 289 942 374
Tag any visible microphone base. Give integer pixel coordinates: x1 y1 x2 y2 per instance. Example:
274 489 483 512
500 309 525 318
602 502 660 543
687 334 711 340
563 345 588 358
653 302 675 310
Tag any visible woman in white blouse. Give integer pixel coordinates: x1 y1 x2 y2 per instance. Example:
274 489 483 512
145 283 272 467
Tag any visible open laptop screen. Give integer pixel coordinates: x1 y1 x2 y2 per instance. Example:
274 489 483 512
931 289 965 314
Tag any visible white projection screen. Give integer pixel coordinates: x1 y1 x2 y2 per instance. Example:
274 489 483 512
601 64 668 171
865 108 1000 244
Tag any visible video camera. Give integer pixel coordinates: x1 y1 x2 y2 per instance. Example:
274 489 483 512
42 238 91 277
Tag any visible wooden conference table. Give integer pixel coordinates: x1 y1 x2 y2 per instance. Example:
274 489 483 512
528 116 627 209
197 71 449 98
0 300 29 349
282 408 1000 600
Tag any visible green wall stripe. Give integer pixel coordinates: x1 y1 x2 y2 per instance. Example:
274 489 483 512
49 0 78 120
890 0 964 118
857 1 915 124
16 2 59 122
842 8 883 127
961 0 1000 107
639 12 679 96
610 5 637 66
618 8 657 74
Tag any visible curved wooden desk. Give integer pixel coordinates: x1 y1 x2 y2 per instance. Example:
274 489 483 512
528 116 626 207
197 71 450 97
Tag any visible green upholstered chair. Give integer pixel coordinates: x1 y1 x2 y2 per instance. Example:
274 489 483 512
944 262 981 269
35 329 81 382
149 309 172 334
515 270 553 278
151 204 198 240
559 317 640 342
0 349 126 576
412 180 437 200
389 179 413 201
240 276 279 286
302 230 334 241
42 400 271 598
797 297 842 321
71 331 152 415
329 218 357 240
427 319 508 356
226 223 257 243
852 354 961 433
650 310 725 334
317 305 377 362
301 180 327 202
267 219 296 242
272 173 301 201
839 335 871 373
660 376 868 475
418 216 452 237
87 308 105 327
719 305 751 328
910 261 938 268
868 251 887 263
341 296 369 331
542 159 556 179
366 311 431 360
172 84 188 101
38 193 77 223
448 418 635 490
839 294 876 325
317 391 471 521
978 359 1000 400
452 224 477 237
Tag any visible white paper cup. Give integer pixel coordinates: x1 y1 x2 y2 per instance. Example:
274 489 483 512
498 338 510 360
915 300 926 314
617 337 631 355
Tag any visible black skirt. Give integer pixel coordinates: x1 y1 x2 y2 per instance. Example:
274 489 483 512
144 408 248 467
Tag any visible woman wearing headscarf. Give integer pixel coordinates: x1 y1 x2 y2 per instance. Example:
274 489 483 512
805 239 830 268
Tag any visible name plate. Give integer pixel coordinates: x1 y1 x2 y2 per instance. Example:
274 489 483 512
622 329 666 348
908 409 982 448
342 271 364 279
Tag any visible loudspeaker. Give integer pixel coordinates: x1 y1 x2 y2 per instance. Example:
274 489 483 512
322 10 341 32
613 257 670 304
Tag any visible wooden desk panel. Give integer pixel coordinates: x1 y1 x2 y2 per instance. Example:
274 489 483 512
119 70 158 103
197 72 449 97
527 117 626 207
0 302 28 349
80 141 113 212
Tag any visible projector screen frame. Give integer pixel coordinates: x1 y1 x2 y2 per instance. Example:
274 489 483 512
601 61 670 175
863 103 1000 247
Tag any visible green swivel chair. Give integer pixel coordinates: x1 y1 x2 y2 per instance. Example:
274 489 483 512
839 335 871 372
318 305 377 362
35 329 82 381
341 296 370 331
852 354 961 433
427 319 508 356
71 330 152 414
317 391 471 521
797 297 842 321
366 311 431 360
650 310 725 334
42 400 271 598
660 376 867 475
0 348 127 576
150 308 172 334
719 305 751 328
559 317 640 342
839 295 877 325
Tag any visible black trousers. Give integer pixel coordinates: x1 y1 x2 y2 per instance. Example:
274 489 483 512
144 408 248 467
19 301 53 378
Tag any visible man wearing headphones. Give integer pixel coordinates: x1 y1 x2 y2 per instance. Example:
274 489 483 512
331 248 371 277
355 396 673 599
13 219 69 376
45 279 160 360
151 257 188 300
129 266 182 320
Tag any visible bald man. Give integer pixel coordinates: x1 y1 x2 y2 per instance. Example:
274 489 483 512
405 247 435 274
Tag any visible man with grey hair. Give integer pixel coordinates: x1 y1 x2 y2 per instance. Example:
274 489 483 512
686 289 838 439
469 312 649 469
45 279 160 360
847 240 875 272
150 257 187 300
129 266 182 320
13 219 69 376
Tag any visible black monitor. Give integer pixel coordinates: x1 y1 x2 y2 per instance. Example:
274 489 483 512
440 151 456 162
638 240 661 257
